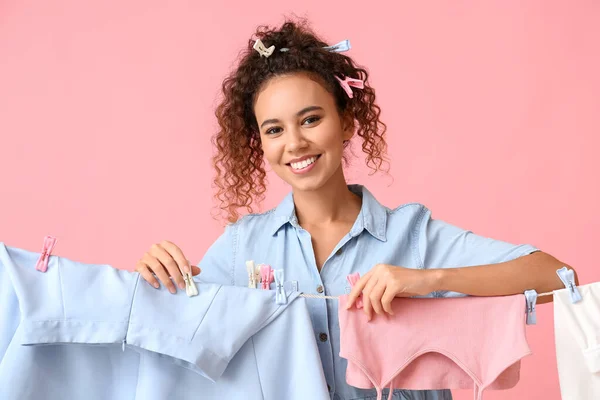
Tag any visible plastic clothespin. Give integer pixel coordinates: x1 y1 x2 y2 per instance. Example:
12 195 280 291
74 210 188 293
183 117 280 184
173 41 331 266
246 260 260 289
183 271 198 297
556 266 582 303
35 235 57 273
260 264 274 290
346 272 363 309
253 39 275 58
323 39 351 53
524 289 538 325
274 269 287 305
335 76 364 99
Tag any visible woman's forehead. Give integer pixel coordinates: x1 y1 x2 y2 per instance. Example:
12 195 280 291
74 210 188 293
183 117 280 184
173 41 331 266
254 73 334 119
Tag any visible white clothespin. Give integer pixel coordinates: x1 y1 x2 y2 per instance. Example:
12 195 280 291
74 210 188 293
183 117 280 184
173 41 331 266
253 39 275 58
183 272 198 297
556 266 582 303
246 260 260 289
274 269 287 305
184 272 198 297
524 289 538 325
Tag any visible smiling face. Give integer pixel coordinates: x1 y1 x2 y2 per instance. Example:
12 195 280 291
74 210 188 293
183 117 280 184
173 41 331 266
253 72 354 192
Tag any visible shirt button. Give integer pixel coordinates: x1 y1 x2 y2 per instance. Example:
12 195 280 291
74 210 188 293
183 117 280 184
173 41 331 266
319 332 328 342
336 248 343 256
316 285 324 293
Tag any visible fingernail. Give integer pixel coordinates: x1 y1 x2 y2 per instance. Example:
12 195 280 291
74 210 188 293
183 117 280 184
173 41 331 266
153 283 159 289
178 282 185 290
183 265 190 274
169 287 176 294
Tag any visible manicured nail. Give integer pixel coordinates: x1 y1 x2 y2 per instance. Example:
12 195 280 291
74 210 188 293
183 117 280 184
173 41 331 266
153 283 159 289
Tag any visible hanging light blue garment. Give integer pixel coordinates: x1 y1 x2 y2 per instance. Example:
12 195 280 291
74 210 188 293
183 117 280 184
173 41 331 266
0 242 329 400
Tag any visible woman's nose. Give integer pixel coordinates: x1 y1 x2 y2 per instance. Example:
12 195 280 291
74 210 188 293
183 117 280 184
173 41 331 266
286 127 309 151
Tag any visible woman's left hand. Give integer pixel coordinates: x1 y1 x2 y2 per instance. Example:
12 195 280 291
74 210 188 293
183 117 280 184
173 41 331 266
345 264 441 321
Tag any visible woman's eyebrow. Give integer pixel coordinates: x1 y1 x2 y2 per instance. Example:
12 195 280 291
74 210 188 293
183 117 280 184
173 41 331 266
260 106 324 129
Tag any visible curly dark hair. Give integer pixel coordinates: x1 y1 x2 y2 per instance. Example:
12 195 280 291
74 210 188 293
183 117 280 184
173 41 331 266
212 18 390 223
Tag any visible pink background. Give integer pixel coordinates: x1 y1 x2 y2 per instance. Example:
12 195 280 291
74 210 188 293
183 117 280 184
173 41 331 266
1 1 598 398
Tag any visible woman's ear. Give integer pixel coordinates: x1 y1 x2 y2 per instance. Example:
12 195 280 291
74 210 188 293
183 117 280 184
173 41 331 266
341 111 355 141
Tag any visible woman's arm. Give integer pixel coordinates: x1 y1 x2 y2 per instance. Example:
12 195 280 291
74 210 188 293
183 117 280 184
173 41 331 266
433 251 577 304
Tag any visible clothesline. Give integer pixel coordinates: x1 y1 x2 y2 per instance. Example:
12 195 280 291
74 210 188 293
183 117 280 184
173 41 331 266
299 290 554 300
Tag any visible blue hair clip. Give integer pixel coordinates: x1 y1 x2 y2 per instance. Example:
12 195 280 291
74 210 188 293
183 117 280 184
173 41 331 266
324 39 351 53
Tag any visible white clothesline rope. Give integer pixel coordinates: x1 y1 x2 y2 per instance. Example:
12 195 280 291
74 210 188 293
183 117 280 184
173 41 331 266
299 290 555 300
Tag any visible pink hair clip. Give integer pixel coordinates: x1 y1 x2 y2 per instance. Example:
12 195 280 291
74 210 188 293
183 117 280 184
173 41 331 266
335 75 364 99
35 235 57 273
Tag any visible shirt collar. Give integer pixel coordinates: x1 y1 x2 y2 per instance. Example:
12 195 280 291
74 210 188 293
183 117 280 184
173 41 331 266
269 184 388 242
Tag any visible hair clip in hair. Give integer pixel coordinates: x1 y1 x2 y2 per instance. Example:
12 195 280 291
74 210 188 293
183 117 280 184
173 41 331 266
324 39 351 53
335 75 364 99
253 39 275 58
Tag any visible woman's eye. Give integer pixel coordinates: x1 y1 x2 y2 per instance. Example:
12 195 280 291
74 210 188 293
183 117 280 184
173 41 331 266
266 127 282 135
303 115 321 125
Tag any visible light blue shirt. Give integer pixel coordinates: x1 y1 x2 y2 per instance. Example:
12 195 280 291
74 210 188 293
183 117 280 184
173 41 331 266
198 184 539 400
0 243 329 399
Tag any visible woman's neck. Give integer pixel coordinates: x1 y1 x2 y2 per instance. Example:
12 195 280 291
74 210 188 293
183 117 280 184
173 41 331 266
292 175 362 227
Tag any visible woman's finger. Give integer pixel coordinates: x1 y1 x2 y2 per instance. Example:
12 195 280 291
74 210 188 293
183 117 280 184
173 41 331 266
136 261 160 289
150 243 185 291
346 269 373 309
381 285 397 315
190 265 201 276
142 252 176 294
368 280 387 316
161 241 191 276
361 277 379 321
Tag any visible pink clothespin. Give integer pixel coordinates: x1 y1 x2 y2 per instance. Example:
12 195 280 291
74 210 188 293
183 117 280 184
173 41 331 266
35 235 57 273
260 264 274 290
335 75 364 99
346 272 363 308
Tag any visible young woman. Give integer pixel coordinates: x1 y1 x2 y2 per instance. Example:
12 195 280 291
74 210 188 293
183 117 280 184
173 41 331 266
133 19 576 400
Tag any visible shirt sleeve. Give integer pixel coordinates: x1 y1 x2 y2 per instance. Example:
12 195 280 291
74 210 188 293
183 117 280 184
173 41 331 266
416 207 540 297
196 223 236 286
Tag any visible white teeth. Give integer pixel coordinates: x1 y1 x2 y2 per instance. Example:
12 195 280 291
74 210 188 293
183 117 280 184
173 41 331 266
291 156 318 170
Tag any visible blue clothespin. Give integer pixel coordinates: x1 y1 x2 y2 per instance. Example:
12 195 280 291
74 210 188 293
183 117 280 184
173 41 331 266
524 289 538 325
556 266 582 303
274 269 287 305
324 39 351 53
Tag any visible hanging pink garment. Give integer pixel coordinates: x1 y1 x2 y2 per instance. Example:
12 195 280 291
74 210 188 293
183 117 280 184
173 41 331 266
338 294 531 400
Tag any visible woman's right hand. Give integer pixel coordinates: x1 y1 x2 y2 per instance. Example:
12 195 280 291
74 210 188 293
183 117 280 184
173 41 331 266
135 241 201 294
